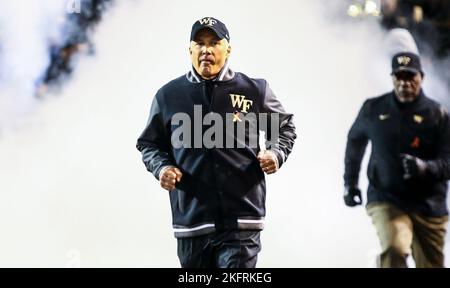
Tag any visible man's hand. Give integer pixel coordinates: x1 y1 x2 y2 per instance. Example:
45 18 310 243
344 186 362 207
400 154 427 179
257 150 279 174
159 166 183 191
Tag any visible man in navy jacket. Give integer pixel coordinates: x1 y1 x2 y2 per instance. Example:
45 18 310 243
137 17 296 268
344 52 450 267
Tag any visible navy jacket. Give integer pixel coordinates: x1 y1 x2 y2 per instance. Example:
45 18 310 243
137 64 296 237
344 91 450 216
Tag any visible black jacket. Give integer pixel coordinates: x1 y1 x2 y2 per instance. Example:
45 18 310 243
344 90 450 216
137 65 296 237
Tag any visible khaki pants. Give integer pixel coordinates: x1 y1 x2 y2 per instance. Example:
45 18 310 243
367 202 448 268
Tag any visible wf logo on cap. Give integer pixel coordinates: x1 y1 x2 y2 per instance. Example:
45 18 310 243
198 17 217 27
391 52 422 75
397 56 412 66
190 17 230 42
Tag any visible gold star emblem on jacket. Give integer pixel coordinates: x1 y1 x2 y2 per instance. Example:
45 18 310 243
379 114 390 120
413 115 424 124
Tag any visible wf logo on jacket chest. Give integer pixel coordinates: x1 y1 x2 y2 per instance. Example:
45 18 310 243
230 94 253 122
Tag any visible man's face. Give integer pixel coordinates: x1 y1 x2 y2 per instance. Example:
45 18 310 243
189 29 231 80
392 71 423 103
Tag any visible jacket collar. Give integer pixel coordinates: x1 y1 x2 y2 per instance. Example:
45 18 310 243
389 89 426 110
186 59 235 83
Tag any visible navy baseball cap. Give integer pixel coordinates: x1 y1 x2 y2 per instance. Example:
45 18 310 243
190 17 230 42
391 52 423 75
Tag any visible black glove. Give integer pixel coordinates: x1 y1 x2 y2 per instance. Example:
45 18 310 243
400 154 427 179
344 186 362 207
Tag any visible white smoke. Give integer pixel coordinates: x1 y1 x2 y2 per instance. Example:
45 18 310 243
384 28 419 56
0 0 449 267
0 0 66 137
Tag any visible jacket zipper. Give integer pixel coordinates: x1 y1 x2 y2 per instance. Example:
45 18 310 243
203 81 227 220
